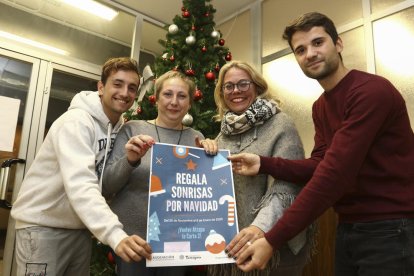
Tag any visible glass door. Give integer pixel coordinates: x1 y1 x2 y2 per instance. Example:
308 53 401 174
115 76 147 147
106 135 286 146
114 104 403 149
0 48 41 276
37 63 99 143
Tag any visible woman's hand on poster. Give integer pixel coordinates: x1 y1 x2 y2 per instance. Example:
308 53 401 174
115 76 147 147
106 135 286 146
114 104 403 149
196 136 218 155
236 237 274 272
225 225 264 259
125 135 155 166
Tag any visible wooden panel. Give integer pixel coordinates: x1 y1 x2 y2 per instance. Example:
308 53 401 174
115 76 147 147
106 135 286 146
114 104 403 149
302 208 337 276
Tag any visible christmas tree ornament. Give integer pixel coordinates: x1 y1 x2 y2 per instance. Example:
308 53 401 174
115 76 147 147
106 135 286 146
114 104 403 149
162 52 168 60
185 68 196 76
193 88 203 101
225 52 232 61
185 34 196 45
107 251 115 265
149 95 156 104
201 45 207 52
182 113 193 126
191 25 196 31
214 63 220 72
132 105 142 115
211 30 220 39
137 64 155 102
181 6 185 11
182 10 190 18
169 55 175 62
172 66 179 71
218 39 225 46
205 71 215 81
204 12 210 17
168 24 179 34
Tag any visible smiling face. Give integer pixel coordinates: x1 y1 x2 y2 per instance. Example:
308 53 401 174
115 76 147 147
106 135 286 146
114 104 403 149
222 67 258 114
98 69 139 125
156 77 191 128
291 26 343 82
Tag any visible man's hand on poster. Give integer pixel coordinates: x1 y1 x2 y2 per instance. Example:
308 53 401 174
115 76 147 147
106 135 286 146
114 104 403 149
125 134 155 166
115 235 152 262
227 153 261 176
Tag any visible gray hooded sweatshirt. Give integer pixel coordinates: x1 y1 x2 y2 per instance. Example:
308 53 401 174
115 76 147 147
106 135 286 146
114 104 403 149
11 91 128 251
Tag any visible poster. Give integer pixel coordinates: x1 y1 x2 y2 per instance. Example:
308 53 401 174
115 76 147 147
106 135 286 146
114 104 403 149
146 143 238 267
0 96 20 152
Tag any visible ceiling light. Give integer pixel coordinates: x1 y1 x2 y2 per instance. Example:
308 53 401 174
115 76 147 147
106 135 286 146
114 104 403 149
0 31 69 55
61 0 118 21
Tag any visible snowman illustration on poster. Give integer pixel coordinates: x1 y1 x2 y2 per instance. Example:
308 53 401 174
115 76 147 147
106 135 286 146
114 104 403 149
146 143 239 267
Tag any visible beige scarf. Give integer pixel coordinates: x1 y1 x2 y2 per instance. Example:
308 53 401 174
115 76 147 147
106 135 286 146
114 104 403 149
221 98 280 135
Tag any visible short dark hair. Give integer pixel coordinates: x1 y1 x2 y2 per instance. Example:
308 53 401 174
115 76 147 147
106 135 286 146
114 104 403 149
282 12 339 50
101 57 140 84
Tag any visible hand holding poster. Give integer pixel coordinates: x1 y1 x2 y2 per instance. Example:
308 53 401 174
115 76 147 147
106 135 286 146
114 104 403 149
146 143 238 266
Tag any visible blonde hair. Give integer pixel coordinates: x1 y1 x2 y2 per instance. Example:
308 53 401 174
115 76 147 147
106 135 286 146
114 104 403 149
213 60 276 121
154 71 196 105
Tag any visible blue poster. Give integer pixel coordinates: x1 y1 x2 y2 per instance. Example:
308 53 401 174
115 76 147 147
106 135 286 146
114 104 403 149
146 143 238 267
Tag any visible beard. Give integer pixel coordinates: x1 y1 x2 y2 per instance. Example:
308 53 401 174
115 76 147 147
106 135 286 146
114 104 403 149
302 57 339 81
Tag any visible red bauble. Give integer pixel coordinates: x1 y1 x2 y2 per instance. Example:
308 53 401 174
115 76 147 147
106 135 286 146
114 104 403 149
214 64 220 72
185 68 195 76
225 52 232 61
218 39 225 46
191 25 196 31
193 89 203 101
134 106 142 114
201 45 207 52
182 10 190 18
149 95 156 104
107 251 115 265
169 55 175 62
205 71 215 81
205 12 210 17
181 6 185 11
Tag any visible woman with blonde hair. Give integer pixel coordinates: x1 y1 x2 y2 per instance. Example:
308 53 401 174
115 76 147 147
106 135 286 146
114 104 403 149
201 61 314 276
102 70 204 276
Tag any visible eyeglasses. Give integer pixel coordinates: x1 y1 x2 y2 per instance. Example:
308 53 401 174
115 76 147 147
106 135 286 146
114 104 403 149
222 80 253 94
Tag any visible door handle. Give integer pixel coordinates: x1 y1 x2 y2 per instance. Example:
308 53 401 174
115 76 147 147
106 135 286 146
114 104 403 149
0 158 26 209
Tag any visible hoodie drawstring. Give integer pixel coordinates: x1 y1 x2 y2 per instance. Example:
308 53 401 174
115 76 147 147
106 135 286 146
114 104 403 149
99 122 112 191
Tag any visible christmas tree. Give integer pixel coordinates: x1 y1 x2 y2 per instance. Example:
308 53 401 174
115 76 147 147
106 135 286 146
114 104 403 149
92 0 229 273
124 0 232 138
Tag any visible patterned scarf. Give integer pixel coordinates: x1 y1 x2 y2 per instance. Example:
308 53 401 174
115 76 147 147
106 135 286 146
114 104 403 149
221 98 280 135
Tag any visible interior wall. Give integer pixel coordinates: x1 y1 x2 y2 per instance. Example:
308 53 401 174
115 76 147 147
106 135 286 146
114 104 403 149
217 10 253 65
261 0 363 57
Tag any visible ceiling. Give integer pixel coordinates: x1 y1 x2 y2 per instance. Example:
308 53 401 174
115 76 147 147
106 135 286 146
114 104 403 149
0 0 260 56
112 0 260 25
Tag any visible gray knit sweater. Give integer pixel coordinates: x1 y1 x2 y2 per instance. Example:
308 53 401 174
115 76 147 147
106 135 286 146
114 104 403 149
102 120 204 237
208 111 310 276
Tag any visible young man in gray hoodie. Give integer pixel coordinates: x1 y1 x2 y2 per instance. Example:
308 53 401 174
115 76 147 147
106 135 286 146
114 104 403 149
11 57 152 275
